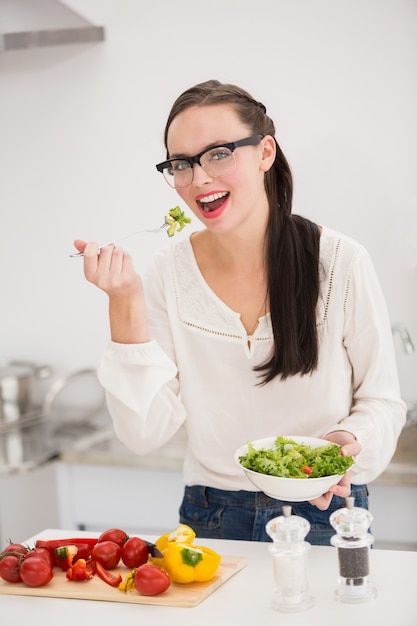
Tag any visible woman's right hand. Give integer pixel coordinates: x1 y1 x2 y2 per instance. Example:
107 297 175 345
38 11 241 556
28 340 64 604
73 239 149 343
73 240 141 297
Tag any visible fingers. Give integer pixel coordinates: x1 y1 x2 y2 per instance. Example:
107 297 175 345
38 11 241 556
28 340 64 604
80 243 140 299
73 239 88 253
309 491 334 511
340 440 361 458
309 474 352 510
323 431 362 459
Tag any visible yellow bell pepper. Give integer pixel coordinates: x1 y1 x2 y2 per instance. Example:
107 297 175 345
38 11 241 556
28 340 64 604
150 524 196 567
161 542 221 584
155 524 196 552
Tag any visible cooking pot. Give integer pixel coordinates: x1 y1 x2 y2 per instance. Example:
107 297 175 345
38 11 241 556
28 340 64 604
0 361 52 423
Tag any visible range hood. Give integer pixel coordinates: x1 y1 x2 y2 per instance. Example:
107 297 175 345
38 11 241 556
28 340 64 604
0 0 105 52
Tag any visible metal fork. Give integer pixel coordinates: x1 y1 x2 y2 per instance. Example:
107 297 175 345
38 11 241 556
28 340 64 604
69 222 169 257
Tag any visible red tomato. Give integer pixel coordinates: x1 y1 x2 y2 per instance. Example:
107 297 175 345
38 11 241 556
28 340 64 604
19 556 53 587
98 528 129 548
91 541 121 570
0 555 22 583
134 564 171 596
24 547 54 568
121 536 149 568
1 543 29 558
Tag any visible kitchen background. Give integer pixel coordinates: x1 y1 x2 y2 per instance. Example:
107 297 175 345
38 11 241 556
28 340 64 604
0 0 416 549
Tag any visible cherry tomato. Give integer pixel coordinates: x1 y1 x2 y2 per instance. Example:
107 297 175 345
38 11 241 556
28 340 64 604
98 528 129 548
24 547 54 568
19 556 53 587
91 541 121 570
121 536 149 568
1 543 29 558
134 564 171 596
0 555 22 583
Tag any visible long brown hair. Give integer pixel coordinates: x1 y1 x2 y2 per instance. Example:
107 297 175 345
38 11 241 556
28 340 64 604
164 80 320 384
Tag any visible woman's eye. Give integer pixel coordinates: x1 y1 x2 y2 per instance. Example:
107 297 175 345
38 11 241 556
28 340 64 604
208 148 232 162
172 160 191 172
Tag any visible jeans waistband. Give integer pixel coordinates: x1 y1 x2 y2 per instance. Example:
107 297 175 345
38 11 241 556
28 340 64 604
185 484 368 509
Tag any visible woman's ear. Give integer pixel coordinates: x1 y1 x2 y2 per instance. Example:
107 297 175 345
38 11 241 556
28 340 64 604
260 135 276 172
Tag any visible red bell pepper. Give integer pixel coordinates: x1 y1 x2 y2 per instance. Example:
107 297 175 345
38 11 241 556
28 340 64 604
54 545 78 571
36 538 98 555
95 561 122 587
66 558 95 581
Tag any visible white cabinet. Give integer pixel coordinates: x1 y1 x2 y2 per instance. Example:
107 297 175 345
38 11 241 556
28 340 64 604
56 462 184 536
0 462 61 546
368 483 417 550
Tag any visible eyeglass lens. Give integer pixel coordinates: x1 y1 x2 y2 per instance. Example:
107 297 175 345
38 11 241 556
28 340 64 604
163 146 235 189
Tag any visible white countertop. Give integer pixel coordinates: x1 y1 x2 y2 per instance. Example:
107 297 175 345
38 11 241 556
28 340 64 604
1 528 416 626
59 422 187 471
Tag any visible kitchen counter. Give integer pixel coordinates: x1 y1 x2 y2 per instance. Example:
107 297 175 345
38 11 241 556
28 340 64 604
1 528 416 626
59 421 187 472
375 423 417 486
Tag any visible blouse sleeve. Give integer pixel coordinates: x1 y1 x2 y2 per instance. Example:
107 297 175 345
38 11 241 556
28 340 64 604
325 246 406 483
97 250 186 455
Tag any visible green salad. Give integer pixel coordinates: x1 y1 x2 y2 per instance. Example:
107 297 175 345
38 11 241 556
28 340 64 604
239 436 355 479
165 206 192 237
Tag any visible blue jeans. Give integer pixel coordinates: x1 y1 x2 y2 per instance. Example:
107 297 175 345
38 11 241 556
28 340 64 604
179 484 369 546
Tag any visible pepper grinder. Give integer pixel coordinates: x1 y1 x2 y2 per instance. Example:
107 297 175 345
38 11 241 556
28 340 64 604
329 496 377 603
265 505 314 612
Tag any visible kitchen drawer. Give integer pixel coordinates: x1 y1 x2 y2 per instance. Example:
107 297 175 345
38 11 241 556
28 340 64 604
56 463 184 536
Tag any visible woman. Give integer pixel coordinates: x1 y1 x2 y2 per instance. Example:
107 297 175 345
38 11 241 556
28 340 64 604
73 80 406 545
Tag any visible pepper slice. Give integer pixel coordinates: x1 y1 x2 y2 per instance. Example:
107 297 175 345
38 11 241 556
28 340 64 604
66 558 95 581
95 561 122 587
119 569 136 593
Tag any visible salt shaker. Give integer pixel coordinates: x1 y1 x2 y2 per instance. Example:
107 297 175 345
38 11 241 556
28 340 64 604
265 505 314 612
329 496 377 603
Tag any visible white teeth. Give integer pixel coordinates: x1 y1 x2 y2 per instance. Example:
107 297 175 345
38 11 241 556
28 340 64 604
199 191 228 204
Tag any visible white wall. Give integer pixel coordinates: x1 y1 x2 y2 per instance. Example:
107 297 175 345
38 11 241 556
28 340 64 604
1 0 416 404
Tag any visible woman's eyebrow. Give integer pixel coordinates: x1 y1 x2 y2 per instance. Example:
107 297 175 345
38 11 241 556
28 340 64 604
168 139 230 160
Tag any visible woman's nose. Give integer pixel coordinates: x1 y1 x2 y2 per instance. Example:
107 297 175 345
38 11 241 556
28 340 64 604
192 162 214 185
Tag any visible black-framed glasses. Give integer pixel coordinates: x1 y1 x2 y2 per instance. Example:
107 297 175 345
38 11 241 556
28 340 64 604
155 135 264 189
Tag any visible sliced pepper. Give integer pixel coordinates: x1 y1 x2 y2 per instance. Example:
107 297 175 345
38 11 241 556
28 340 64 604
54 545 79 571
95 561 122 587
66 558 95 581
119 569 136 593
161 542 221 584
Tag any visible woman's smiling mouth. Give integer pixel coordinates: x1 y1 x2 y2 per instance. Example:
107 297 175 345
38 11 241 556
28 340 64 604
197 191 229 213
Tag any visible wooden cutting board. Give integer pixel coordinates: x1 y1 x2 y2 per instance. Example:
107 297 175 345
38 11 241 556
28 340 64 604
0 555 247 607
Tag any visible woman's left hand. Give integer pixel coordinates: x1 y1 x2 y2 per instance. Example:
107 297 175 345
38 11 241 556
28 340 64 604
309 431 361 511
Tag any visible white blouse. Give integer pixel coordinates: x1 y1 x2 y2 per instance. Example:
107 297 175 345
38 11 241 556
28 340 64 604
98 227 406 490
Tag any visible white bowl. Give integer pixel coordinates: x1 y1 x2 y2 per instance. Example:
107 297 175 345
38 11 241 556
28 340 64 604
234 436 351 502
